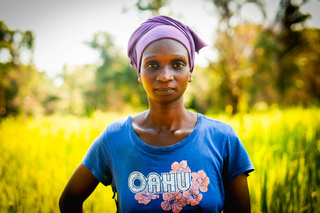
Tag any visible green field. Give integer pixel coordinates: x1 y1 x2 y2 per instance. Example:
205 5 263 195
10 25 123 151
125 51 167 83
1 108 319 212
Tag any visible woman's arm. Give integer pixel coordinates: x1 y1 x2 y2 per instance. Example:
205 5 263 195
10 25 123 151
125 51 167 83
224 173 251 213
59 163 99 213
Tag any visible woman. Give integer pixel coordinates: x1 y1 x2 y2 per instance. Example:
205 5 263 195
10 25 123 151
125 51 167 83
59 16 254 213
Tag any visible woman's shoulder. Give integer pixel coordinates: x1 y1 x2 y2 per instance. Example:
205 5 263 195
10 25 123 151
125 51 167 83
106 116 131 134
198 113 234 135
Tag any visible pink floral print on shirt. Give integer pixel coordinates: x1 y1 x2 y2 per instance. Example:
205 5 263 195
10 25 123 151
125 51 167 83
170 160 191 173
161 192 187 213
191 170 210 192
135 189 160 205
183 188 203 206
132 160 210 212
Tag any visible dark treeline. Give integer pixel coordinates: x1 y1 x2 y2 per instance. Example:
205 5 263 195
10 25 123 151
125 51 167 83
0 0 319 118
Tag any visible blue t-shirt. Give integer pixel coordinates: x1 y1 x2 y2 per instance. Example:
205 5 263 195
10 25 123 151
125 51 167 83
82 113 254 213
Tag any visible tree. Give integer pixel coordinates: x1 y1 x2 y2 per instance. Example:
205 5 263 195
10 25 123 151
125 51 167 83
212 23 263 113
0 21 34 117
0 21 57 118
251 0 319 107
86 32 147 113
273 0 312 104
136 0 168 15
208 0 266 114
249 27 280 106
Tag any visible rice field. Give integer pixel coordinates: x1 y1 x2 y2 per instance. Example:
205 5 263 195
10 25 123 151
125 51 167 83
0 108 319 212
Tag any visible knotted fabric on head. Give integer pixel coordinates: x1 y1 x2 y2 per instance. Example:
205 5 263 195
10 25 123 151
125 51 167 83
127 15 207 73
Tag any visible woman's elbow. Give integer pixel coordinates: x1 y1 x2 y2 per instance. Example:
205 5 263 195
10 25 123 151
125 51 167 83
59 193 84 213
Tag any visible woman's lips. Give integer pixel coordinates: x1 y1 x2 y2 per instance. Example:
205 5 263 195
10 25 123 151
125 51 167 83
155 88 175 94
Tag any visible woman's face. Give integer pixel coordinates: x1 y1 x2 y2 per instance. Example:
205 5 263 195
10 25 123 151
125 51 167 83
139 39 191 105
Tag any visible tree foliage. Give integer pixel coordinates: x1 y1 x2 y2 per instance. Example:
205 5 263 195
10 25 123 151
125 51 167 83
210 0 266 28
250 0 320 107
87 32 148 113
136 0 168 15
207 0 267 113
57 32 148 116
0 21 54 118
1 0 319 118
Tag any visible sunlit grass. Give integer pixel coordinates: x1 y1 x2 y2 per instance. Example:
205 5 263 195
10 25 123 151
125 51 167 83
0 108 319 212
0 112 119 213
213 108 320 212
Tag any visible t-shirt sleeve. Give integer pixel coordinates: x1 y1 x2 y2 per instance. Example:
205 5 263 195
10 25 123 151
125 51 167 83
223 127 254 182
82 128 112 186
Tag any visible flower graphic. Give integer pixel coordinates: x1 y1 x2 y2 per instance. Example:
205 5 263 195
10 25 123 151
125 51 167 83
181 169 208 207
161 192 187 213
135 189 159 205
191 170 210 192
170 160 191 173
183 188 203 206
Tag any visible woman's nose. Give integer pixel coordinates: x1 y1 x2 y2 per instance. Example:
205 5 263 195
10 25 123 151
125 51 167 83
156 66 174 82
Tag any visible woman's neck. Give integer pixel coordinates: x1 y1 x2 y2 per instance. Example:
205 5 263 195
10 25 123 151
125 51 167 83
131 98 198 147
145 100 193 132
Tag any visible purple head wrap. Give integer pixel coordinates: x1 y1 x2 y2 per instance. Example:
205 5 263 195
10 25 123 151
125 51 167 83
127 15 207 73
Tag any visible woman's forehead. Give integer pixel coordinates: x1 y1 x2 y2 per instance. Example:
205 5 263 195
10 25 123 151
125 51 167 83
142 39 188 59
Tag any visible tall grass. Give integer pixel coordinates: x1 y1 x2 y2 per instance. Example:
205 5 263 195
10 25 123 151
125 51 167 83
0 108 319 212
214 108 320 212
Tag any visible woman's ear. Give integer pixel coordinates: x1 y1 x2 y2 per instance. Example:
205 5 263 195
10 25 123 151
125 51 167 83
188 73 193 83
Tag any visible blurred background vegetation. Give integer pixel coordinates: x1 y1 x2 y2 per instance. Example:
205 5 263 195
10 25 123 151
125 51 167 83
1 0 319 118
1 0 320 212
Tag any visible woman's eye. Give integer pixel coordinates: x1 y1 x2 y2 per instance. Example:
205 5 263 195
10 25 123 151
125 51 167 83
173 62 185 69
146 63 158 69
149 64 157 68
